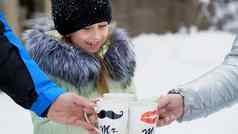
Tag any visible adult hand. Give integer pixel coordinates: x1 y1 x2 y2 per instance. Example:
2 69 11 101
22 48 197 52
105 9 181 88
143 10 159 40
157 94 184 126
47 92 98 134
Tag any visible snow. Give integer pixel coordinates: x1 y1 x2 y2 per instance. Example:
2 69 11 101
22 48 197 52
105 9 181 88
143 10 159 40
134 31 237 134
199 0 210 4
0 30 237 134
0 94 33 134
134 31 234 99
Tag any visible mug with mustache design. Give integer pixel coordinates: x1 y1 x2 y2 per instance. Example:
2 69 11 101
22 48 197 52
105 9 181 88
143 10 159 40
97 110 124 120
96 99 130 134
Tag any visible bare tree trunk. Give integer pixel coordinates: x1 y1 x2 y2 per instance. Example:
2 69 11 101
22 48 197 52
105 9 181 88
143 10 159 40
112 0 207 36
44 0 51 14
0 0 20 35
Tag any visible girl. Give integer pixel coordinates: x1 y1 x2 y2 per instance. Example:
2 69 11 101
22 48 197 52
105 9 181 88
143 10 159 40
24 0 136 134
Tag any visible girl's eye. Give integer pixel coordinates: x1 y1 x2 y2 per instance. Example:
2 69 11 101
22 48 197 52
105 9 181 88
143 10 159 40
82 27 91 30
99 24 107 28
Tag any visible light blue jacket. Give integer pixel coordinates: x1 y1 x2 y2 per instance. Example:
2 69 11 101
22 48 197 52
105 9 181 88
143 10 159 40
178 35 238 121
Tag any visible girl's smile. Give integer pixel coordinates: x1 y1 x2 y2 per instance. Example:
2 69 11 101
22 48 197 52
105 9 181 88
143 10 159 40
68 21 109 54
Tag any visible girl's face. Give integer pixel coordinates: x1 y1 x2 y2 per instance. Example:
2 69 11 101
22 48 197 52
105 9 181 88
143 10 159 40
68 21 109 54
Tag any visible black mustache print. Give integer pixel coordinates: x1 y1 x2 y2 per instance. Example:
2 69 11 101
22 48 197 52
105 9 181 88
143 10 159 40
97 110 124 120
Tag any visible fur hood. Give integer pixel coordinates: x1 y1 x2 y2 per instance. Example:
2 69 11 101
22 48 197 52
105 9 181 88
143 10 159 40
23 28 136 90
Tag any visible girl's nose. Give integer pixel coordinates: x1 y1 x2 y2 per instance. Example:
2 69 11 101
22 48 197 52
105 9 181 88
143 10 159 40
92 30 101 41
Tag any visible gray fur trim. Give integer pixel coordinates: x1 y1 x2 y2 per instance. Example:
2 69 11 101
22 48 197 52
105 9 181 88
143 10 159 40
105 29 136 85
24 30 100 87
24 28 135 90
24 16 55 32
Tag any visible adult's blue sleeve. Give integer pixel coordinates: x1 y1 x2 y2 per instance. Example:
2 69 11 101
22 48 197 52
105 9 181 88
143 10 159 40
0 12 64 117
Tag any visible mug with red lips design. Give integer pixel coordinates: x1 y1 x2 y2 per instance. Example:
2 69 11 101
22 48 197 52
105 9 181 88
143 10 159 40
96 93 158 134
128 100 158 134
141 110 158 125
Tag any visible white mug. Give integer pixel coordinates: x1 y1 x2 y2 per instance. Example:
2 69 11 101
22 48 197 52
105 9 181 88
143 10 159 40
128 100 158 134
96 99 129 134
102 93 137 102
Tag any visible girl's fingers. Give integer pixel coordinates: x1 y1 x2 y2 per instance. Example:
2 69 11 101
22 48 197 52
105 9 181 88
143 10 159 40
89 114 98 125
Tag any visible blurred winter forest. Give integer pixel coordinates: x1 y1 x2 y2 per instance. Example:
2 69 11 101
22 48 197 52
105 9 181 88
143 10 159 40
0 0 238 36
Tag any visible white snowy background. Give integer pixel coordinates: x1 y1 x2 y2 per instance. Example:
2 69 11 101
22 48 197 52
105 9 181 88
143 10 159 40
0 29 237 134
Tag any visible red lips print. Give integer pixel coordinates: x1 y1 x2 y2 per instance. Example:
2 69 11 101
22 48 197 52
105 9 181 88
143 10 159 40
140 110 158 124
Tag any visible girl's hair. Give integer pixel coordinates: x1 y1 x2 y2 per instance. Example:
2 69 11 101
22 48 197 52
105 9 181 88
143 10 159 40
62 35 71 43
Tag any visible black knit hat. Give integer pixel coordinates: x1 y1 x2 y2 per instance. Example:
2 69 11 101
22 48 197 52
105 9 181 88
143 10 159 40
51 0 112 35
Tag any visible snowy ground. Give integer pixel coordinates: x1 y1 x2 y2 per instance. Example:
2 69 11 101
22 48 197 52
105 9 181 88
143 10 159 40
0 30 237 134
